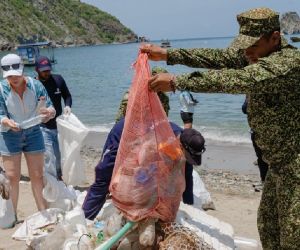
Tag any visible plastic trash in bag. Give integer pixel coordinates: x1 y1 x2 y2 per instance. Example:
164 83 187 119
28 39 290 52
57 113 89 186
109 53 186 222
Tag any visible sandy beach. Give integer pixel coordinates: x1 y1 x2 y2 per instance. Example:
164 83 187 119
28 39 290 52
0 132 262 250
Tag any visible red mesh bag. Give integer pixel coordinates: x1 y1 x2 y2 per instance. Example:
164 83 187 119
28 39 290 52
109 53 186 222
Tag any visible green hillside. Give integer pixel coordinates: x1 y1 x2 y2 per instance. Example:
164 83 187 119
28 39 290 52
0 0 137 50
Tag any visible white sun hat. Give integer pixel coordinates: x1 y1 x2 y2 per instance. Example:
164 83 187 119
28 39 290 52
1 54 24 78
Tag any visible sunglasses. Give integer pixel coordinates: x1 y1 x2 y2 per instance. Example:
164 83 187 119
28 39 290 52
183 143 206 156
1 63 21 71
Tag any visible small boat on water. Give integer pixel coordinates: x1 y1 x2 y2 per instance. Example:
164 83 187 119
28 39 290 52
290 36 300 43
17 41 57 66
161 39 171 48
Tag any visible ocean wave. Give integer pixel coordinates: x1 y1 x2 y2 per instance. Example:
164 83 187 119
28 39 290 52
85 122 251 144
86 123 113 133
193 125 251 144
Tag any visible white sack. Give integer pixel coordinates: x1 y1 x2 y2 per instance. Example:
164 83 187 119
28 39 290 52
57 114 89 186
0 197 15 229
193 170 214 208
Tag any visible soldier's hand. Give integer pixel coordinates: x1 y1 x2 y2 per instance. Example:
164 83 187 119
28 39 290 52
140 44 167 61
148 73 175 92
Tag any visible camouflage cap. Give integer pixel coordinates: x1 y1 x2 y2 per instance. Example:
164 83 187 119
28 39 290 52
151 66 168 75
230 8 280 50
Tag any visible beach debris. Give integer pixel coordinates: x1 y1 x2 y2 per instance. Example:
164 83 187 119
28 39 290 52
158 222 213 250
12 208 64 243
103 210 126 237
117 230 140 250
138 218 156 246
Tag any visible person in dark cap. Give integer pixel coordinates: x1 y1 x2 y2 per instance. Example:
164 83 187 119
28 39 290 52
141 7 300 249
35 56 72 180
82 94 206 220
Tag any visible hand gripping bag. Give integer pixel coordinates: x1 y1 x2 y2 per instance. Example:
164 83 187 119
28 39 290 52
109 53 186 222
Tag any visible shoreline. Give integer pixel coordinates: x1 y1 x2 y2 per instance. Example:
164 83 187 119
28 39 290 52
83 130 258 175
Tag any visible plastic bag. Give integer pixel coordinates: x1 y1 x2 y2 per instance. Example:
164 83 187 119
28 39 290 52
43 173 77 211
109 53 185 222
12 208 64 241
0 197 15 229
57 114 89 186
193 170 215 210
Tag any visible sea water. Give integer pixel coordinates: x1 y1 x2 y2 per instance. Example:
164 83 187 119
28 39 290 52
4 35 296 145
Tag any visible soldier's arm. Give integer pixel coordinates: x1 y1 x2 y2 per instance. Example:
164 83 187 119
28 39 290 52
174 58 298 94
167 48 247 69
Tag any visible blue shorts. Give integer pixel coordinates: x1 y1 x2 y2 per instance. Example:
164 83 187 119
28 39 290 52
0 125 45 156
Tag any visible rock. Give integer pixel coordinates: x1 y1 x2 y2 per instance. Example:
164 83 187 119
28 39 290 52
281 12 300 35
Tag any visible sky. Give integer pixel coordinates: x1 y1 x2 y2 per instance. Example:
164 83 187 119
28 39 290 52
83 0 300 40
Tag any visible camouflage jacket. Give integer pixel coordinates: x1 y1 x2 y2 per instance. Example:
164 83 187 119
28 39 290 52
167 45 300 167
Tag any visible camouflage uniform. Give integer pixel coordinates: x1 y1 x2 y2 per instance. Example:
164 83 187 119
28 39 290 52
115 67 170 122
167 8 300 250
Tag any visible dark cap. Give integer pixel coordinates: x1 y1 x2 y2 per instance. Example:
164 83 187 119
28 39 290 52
35 56 52 72
180 128 205 165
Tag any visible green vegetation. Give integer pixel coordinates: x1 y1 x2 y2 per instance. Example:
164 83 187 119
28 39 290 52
0 0 136 49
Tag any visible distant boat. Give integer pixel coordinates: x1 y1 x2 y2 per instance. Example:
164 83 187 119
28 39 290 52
290 36 300 43
17 41 57 66
161 39 171 48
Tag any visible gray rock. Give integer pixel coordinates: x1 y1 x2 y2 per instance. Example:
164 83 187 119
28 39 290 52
281 12 300 35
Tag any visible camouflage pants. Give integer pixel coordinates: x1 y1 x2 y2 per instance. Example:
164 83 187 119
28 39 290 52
257 158 300 250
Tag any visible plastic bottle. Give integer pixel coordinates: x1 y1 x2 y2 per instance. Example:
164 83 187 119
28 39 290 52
158 139 182 161
138 218 156 246
18 115 44 129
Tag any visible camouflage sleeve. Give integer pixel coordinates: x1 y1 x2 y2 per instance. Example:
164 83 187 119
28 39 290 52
115 91 129 123
167 48 247 69
174 55 299 94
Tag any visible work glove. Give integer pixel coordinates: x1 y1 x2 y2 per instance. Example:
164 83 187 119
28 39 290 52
64 106 71 116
